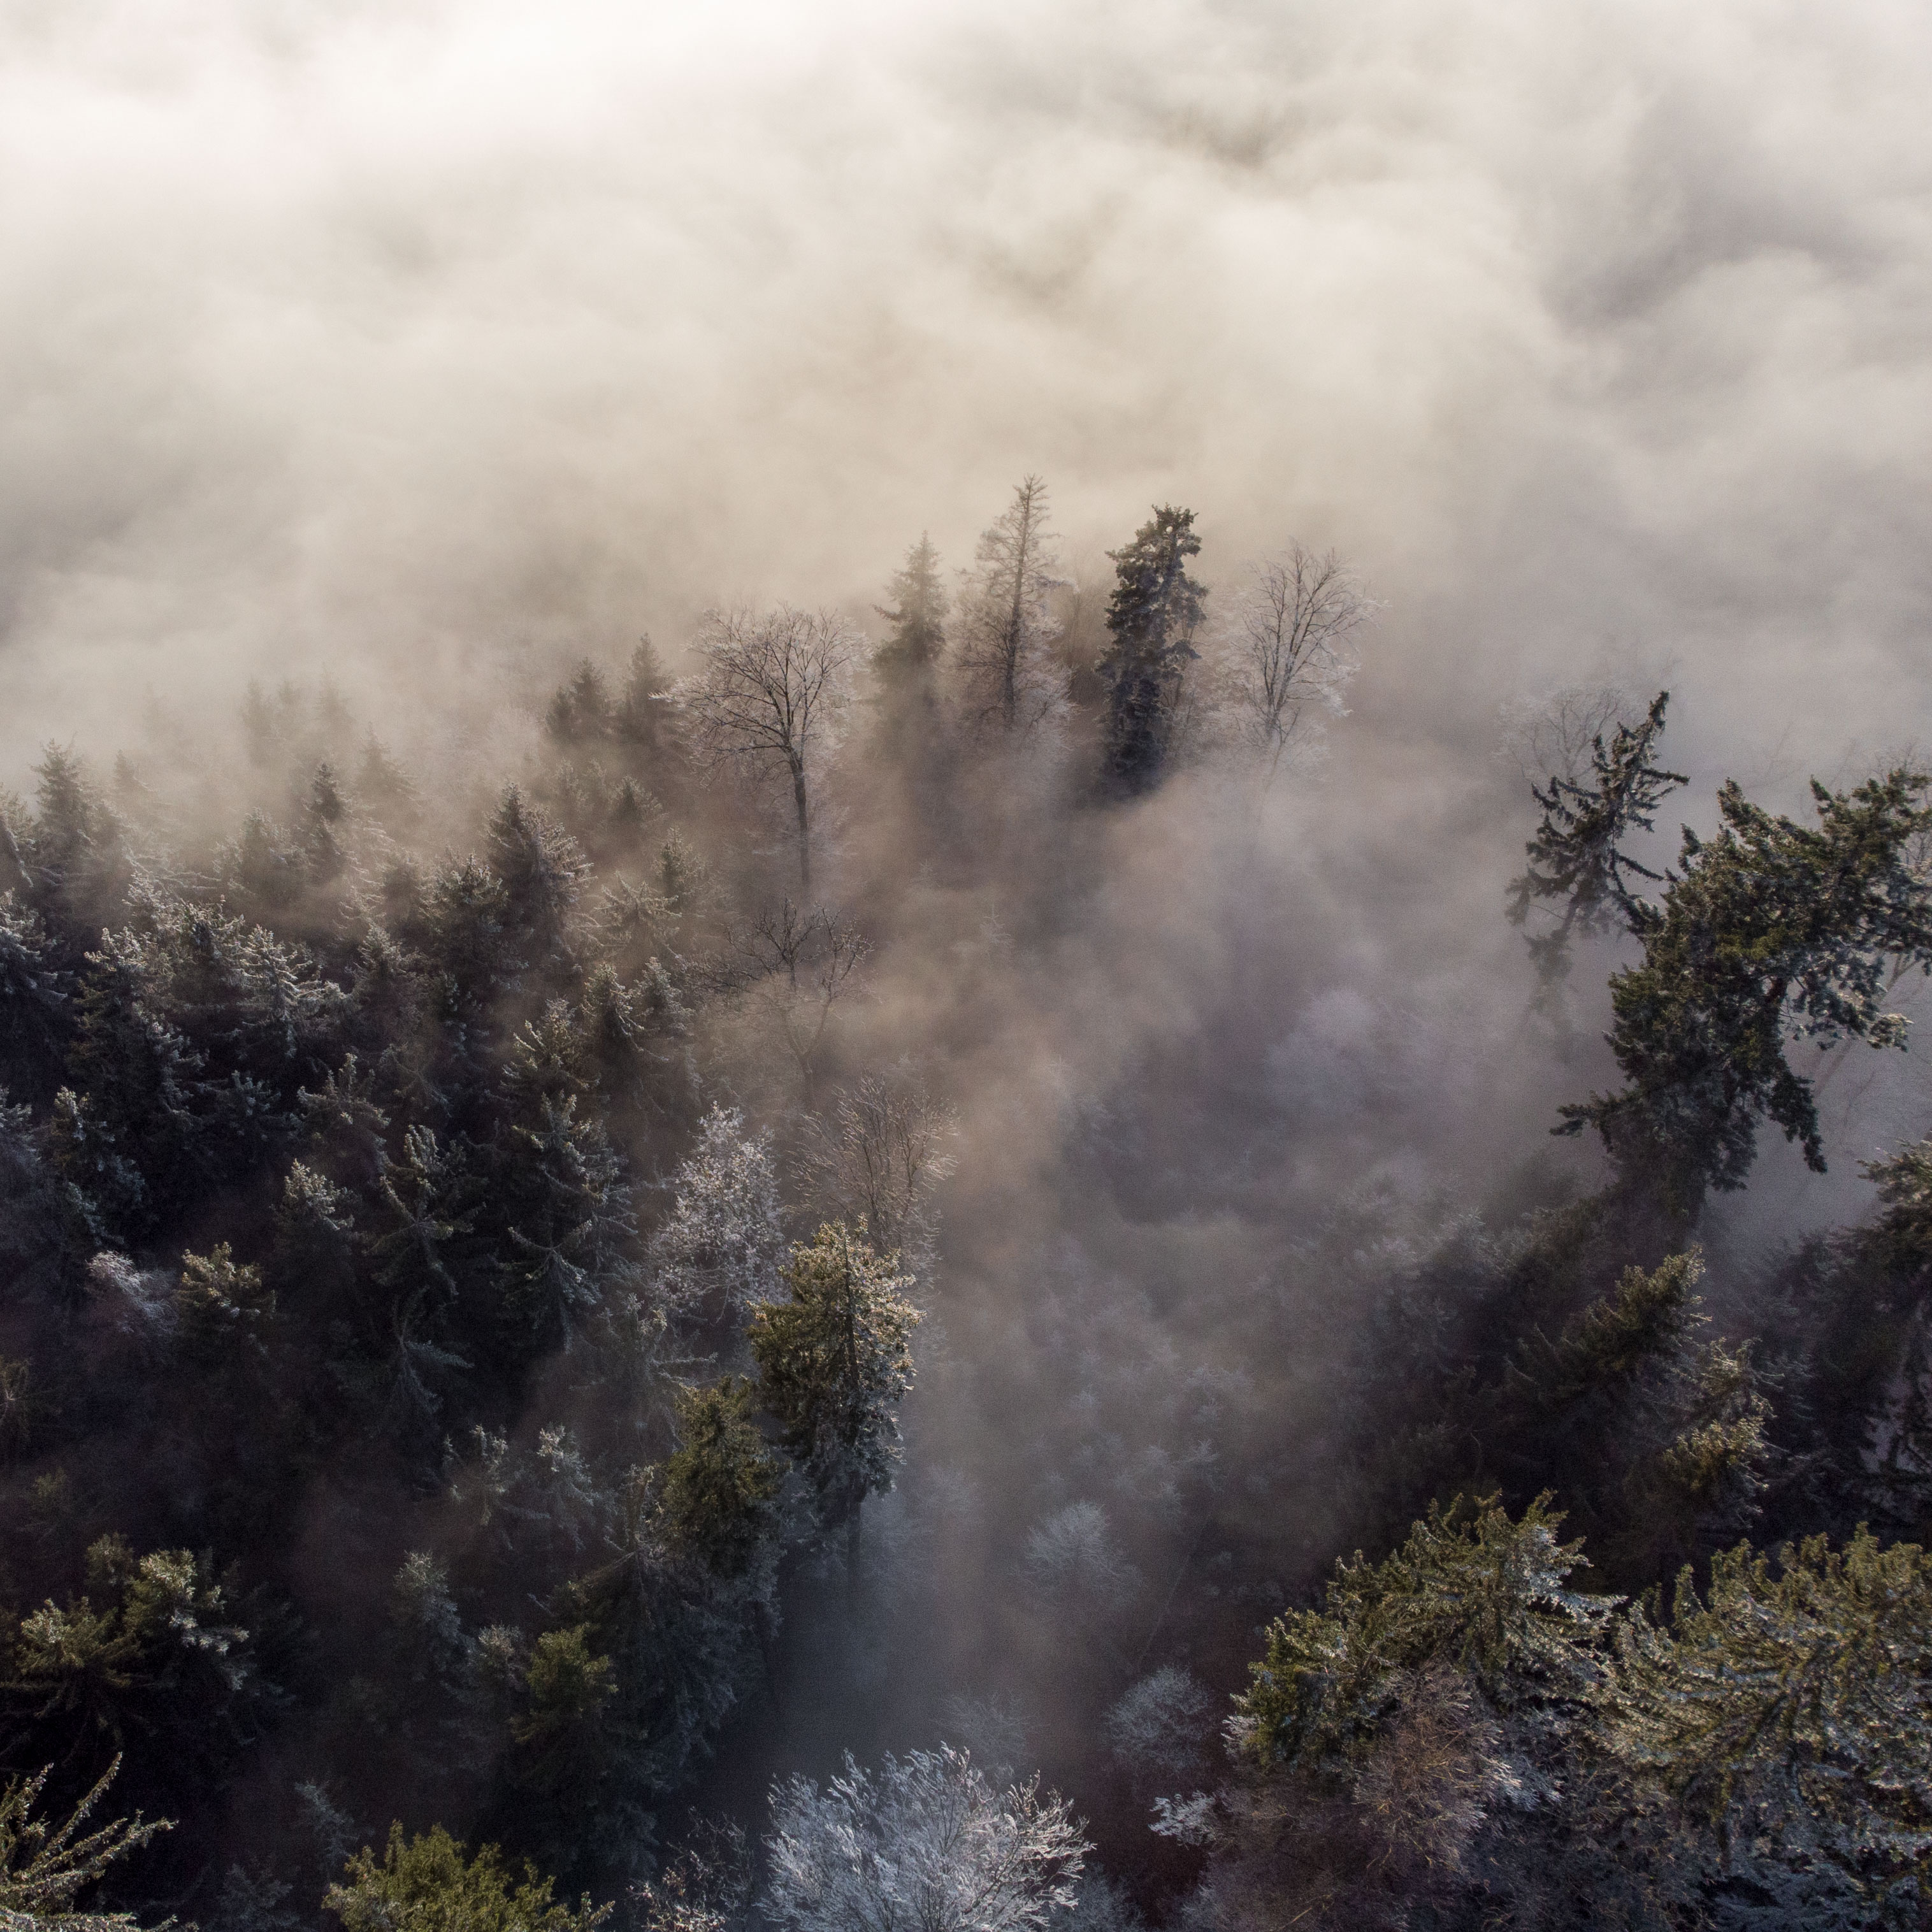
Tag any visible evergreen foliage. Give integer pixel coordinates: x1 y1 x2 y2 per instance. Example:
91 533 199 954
0 1761 165 1932
749 1225 919 1541
1561 765 1932 1208
874 537 949 683
324 1827 608 1932
1506 690 1685 989
1096 508 1205 795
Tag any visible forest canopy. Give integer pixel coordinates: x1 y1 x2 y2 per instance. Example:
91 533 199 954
1 490 1931 1932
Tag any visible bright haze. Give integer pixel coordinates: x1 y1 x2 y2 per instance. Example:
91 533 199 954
6 0 1928 742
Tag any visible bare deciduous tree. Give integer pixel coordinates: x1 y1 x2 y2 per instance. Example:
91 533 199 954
805 1070 958 1264
683 607 856 890
1225 545 1370 788
1497 684 1640 789
735 901 870 1109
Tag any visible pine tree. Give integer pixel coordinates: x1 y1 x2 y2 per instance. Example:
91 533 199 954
956 479 1061 734
0 890 72 1104
748 1223 919 1601
1096 507 1205 795
0 1759 167 1932
489 789 589 985
23 748 131 955
653 1380 782 1582
1608 1525 1932 1918
874 537 948 686
1506 690 1686 992
1558 764 1932 1209
325 1826 609 1932
546 663 614 747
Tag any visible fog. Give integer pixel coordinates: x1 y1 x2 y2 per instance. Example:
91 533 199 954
6 0 1932 1915
7 0 1931 741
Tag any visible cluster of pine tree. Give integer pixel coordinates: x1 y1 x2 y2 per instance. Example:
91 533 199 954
3 486 1932 1932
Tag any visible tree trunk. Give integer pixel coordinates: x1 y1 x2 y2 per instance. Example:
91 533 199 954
845 1501 863 1613
791 758 811 891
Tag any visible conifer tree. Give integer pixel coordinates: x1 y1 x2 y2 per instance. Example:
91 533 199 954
325 1826 609 1932
872 537 949 779
0 891 72 1104
614 638 673 758
1096 507 1206 795
956 479 1061 734
1506 691 1685 991
0 1760 166 1932
22 748 131 955
654 1380 782 1581
1559 765 1932 1209
1609 1525 1932 1918
748 1223 919 1600
874 536 948 686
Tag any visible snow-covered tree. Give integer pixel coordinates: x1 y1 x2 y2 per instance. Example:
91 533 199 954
1218 545 1369 789
763 1747 1086 1932
1103 1666 1216 1794
1022 1504 1139 1621
650 1106 785 1321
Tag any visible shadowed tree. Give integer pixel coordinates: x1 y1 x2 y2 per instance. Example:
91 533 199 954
749 1223 919 1604
1097 507 1206 795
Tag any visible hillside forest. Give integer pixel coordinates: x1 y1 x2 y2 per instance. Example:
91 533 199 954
4 484 1932 1931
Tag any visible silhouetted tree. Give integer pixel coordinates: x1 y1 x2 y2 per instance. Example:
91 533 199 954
1096 508 1205 795
683 610 855 891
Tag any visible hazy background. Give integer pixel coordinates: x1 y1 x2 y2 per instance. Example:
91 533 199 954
4 0 1929 732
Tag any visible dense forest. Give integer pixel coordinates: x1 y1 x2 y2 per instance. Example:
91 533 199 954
3 481 1932 1932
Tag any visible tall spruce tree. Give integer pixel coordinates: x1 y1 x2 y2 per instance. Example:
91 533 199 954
748 1223 919 1604
873 537 948 686
1096 506 1206 795
958 479 1061 734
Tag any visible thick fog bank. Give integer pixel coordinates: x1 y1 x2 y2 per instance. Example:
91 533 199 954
4 0 1931 758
